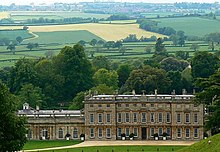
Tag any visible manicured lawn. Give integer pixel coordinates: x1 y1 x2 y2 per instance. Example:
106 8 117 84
43 145 186 152
23 140 82 150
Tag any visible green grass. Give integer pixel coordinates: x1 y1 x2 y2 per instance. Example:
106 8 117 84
25 30 104 44
152 17 220 37
99 20 136 24
0 29 33 40
178 133 220 152
23 140 81 150
43 145 186 152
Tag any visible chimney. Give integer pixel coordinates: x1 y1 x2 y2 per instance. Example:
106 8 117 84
171 90 176 95
36 105 40 111
23 103 30 111
193 89 196 95
132 90 136 95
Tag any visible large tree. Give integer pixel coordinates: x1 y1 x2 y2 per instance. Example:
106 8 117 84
195 70 220 134
191 51 219 80
0 82 27 151
53 44 94 102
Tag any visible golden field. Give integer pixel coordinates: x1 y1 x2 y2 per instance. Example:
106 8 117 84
28 23 166 41
0 12 10 19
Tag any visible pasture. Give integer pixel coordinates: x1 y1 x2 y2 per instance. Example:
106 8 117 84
153 17 220 37
0 29 33 40
28 23 166 41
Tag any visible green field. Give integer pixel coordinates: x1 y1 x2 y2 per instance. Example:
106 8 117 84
10 11 110 22
42 145 186 152
0 29 33 40
152 17 220 37
25 30 104 44
99 20 136 24
23 140 81 150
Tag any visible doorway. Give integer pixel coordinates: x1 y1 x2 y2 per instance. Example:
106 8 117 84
141 127 147 140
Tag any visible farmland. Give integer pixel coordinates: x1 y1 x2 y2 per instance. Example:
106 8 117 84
0 29 33 40
152 17 220 37
0 12 9 19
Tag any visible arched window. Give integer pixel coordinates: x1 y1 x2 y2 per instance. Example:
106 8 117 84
58 128 64 139
73 128 78 139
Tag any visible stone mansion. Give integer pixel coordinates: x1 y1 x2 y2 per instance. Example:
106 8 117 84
18 93 204 141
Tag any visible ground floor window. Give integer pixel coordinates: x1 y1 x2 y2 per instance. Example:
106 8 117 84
194 128 198 138
166 128 171 137
73 128 78 139
177 128 182 138
159 128 163 136
126 128 129 137
150 128 154 137
41 129 48 139
134 128 138 137
90 128 94 138
58 128 64 139
186 128 190 138
27 129 32 139
106 128 111 138
98 128 103 138
118 128 122 137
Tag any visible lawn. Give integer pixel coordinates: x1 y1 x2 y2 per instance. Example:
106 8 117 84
23 140 82 150
152 17 220 37
43 145 186 152
25 30 104 44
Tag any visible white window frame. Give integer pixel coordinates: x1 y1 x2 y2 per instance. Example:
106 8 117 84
177 113 181 123
118 113 122 123
166 128 171 137
133 113 138 123
158 113 163 123
141 113 146 123
194 113 198 123
177 128 182 138
90 128 94 138
125 113 130 123
194 128 199 138
73 128 78 139
126 128 130 137
166 113 171 123
117 128 122 137
150 128 154 137
159 128 163 137
185 113 190 123
90 114 94 124
134 128 138 137
106 128 111 138
98 113 103 123
106 113 111 123
98 128 103 138
186 128 190 138
58 128 64 139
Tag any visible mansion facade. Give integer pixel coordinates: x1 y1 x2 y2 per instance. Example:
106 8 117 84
18 93 204 141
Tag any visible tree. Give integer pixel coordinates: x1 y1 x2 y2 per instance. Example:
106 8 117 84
191 51 219 79
26 43 34 51
117 64 131 87
119 46 126 55
145 45 152 54
114 40 122 48
154 38 167 56
160 57 189 72
45 50 55 58
195 70 220 134
93 68 119 90
78 40 86 46
125 65 170 94
190 43 200 51
90 39 97 46
92 56 111 71
0 82 27 151
90 84 115 95
69 92 85 110
97 40 105 46
53 44 94 102
7 44 16 54
177 30 186 46
18 83 45 108
175 50 189 60
16 36 23 44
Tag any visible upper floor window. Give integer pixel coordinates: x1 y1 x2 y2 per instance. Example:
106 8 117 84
98 114 103 123
118 104 121 107
133 113 138 122
118 113 122 122
150 104 154 108
90 104 93 108
177 113 181 123
106 114 111 123
142 104 146 107
90 114 94 124
150 113 155 123
158 113 163 123
133 104 137 107
141 113 146 123
125 104 129 107
194 113 198 123
125 113 130 123
166 113 171 123
107 104 110 108
185 113 190 123
98 104 102 108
